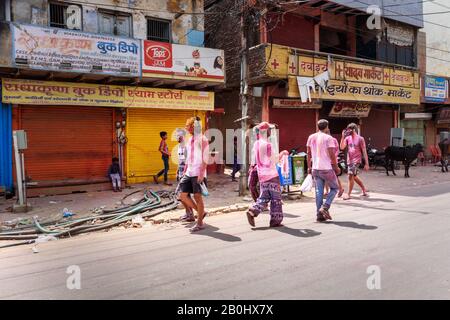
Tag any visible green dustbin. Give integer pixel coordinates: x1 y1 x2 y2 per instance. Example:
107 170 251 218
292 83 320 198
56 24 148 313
291 153 307 185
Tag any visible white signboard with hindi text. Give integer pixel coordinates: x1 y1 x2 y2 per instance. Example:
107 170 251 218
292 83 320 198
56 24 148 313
12 24 140 77
142 40 225 82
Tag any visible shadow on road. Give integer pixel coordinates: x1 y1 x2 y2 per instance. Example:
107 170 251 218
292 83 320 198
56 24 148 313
188 225 242 242
324 221 378 230
358 197 394 203
253 225 321 238
283 213 301 218
336 201 431 215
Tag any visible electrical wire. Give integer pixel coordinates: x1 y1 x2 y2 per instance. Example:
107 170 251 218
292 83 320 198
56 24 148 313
263 4 450 68
0 189 180 247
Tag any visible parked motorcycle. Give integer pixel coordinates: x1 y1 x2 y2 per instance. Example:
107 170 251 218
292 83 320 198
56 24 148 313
337 150 347 176
366 138 386 169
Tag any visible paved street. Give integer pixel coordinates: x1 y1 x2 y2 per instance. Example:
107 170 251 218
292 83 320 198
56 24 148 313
0 178 449 300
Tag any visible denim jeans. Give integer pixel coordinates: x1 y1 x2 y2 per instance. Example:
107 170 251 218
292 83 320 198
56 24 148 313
312 170 339 216
157 155 170 182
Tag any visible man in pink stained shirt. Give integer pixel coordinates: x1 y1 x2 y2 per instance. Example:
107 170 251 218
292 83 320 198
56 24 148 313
178 116 210 232
307 119 341 222
246 122 283 228
340 123 369 200
325 128 345 198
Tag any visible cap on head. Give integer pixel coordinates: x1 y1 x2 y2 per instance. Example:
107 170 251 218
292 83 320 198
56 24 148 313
317 119 329 131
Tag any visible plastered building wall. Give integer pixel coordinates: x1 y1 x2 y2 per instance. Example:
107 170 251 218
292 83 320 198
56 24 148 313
423 0 450 77
10 0 204 44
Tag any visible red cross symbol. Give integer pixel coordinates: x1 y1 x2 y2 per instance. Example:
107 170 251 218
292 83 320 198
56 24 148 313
289 62 296 74
384 72 390 81
271 59 280 70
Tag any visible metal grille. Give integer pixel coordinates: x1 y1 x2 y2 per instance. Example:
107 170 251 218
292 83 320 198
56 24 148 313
49 3 69 29
147 18 171 43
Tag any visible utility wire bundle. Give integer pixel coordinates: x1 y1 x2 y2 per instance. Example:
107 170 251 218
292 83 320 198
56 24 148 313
0 189 179 249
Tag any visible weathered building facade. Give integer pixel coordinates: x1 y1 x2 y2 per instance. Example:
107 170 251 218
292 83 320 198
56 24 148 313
206 0 424 154
418 0 450 155
0 0 225 196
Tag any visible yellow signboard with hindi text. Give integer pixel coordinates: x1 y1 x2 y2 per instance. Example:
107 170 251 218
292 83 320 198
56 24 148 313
2 78 215 111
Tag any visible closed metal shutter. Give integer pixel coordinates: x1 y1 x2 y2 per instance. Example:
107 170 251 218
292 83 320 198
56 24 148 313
19 106 113 185
364 108 394 149
126 109 205 183
269 108 317 153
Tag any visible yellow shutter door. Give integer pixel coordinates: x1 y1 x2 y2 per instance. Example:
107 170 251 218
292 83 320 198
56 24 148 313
126 109 205 184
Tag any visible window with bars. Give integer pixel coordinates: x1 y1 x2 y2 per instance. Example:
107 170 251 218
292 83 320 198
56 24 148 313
49 2 81 29
147 18 171 43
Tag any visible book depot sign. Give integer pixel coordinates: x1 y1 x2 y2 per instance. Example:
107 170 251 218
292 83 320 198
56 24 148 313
12 24 140 77
2 78 214 111
142 40 225 82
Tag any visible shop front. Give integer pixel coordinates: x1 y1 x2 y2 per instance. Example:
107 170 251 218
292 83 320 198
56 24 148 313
267 97 319 152
2 79 125 195
124 87 213 184
2 79 214 194
421 76 450 152
263 48 420 149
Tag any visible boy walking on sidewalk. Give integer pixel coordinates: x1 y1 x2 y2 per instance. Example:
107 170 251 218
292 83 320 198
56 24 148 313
154 131 172 186
108 157 122 192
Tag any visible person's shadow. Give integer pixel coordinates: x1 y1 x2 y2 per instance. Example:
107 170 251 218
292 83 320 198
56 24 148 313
324 221 378 230
187 225 242 242
253 225 321 238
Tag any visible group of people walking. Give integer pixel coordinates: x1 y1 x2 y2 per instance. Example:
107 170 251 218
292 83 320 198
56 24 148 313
123 116 370 232
247 119 369 226
306 120 369 222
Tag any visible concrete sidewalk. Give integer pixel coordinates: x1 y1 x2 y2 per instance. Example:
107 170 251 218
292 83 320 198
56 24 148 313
1 165 448 227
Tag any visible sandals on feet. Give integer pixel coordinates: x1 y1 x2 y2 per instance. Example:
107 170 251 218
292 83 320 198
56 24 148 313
189 224 205 232
319 207 332 220
246 211 255 227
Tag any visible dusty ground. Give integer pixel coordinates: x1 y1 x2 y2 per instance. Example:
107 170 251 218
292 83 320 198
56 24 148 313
0 164 448 226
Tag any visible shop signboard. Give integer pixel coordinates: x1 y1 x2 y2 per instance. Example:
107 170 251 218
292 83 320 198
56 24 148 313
12 24 140 77
142 40 225 82
272 98 321 109
329 102 371 118
288 76 421 105
424 76 448 103
2 78 214 111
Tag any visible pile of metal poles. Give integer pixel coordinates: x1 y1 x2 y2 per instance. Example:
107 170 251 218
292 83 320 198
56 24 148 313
0 189 179 248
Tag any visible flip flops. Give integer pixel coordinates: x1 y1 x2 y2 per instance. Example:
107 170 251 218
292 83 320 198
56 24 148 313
246 211 255 227
189 224 205 233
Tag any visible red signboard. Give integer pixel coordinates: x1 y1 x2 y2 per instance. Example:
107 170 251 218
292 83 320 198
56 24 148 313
144 41 173 69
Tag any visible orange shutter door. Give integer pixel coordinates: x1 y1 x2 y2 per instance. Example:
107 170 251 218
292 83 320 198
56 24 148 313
20 106 113 184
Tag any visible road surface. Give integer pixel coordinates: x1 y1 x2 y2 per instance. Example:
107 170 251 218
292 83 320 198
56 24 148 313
1 181 449 299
